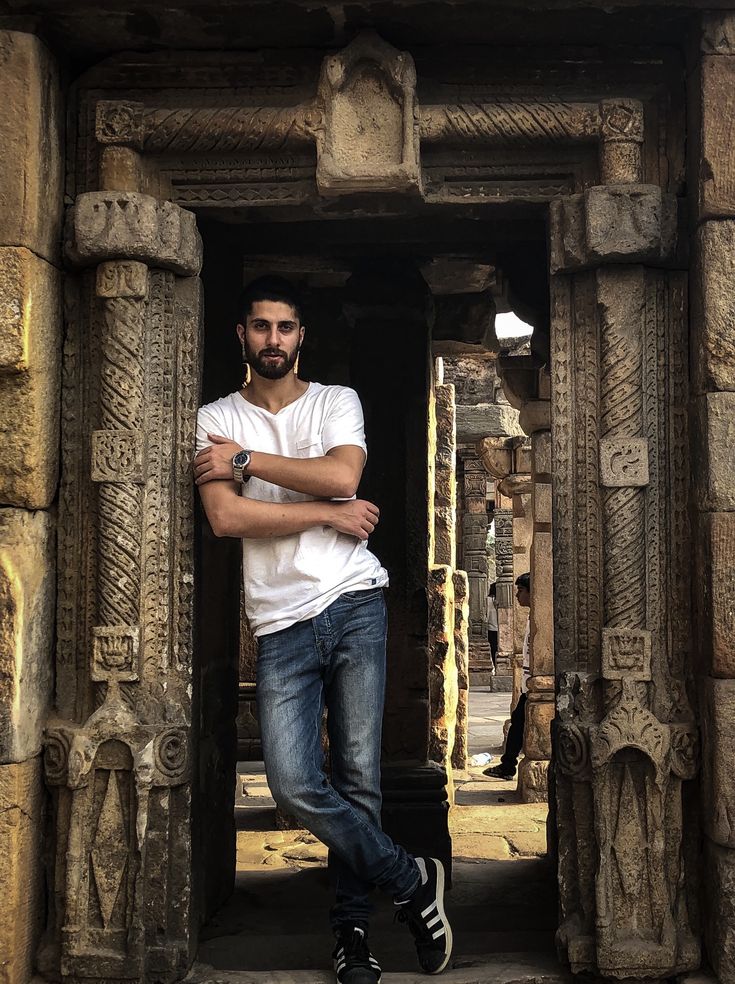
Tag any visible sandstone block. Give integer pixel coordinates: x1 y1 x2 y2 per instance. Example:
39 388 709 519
523 697 554 761
0 247 61 508
0 509 55 763
701 678 735 848
697 56 735 219
66 192 202 276
0 756 44 984
0 32 62 263
585 185 675 263
530 531 554 676
705 838 735 982
455 403 523 442
532 430 552 478
695 512 735 677
702 13 735 54
692 393 735 511
518 757 549 804
692 221 735 392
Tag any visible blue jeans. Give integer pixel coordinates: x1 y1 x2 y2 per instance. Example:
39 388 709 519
256 587 420 929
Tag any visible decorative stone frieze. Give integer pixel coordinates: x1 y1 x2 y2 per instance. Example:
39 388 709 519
65 192 203 275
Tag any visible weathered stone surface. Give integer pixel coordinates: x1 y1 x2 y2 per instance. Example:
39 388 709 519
443 355 499 405
530 532 553 676
551 186 676 272
585 185 675 263
0 509 54 764
696 56 735 219
0 756 43 984
705 838 735 982
315 31 421 196
692 221 735 392
702 13 735 54
0 32 62 263
456 403 523 442
523 698 554 761
433 382 456 568
0 247 61 508
692 393 735 511
695 512 735 678
66 192 203 275
701 678 735 848
519 400 550 436
517 758 549 805
452 570 470 770
421 257 494 295
428 565 457 779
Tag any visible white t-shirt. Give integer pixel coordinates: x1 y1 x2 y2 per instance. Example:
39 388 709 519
196 382 389 637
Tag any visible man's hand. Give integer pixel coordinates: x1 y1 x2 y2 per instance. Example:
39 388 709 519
194 433 243 486
324 500 380 541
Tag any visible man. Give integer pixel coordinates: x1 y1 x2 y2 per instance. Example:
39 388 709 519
194 276 452 983
484 572 530 780
486 581 498 670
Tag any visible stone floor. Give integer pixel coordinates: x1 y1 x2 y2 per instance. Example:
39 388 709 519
188 691 562 984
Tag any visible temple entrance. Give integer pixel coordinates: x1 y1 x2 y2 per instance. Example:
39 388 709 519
41 27 701 984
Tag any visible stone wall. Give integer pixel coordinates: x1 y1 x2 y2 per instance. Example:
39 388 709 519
690 14 735 981
0 31 62 984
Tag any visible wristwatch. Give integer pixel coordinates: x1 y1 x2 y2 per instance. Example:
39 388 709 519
232 449 253 484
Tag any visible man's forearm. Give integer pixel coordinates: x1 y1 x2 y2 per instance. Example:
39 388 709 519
210 494 332 539
247 451 358 498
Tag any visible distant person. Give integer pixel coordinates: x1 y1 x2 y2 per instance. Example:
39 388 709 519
485 572 530 780
486 581 498 669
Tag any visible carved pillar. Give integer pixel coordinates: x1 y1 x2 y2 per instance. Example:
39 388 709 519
493 506 515 691
550 182 699 978
46 177 203 981
458 451 491 676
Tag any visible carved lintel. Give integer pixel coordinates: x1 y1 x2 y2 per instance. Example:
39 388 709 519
601 627 652 681
96 260 148 300
599 437 649 487
599 99 644 145
91 429 146 484
590 681 668 773
66 192 202 276
91 625 141 682
95 100 144 149
315 31 421 196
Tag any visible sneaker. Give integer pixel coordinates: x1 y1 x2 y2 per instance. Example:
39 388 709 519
483 764 515 779
395 857 452 974
333 926 381 983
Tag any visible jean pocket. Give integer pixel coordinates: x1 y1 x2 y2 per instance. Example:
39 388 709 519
340 587 384 602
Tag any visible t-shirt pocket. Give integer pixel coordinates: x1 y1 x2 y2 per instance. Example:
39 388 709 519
294 434 323 458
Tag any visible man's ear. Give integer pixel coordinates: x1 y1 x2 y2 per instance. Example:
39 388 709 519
236 323 246 344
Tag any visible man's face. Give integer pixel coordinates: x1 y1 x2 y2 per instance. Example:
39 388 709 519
516 584 531 608
237 299 304 380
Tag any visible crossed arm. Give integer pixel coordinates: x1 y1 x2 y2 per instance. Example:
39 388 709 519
194 433 380 540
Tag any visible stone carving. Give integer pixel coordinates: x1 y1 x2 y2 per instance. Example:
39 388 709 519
66 192 202 276
599 437 649 487
91 626 140 682
49 246 202 978
550 188 678 273
315 31 421 195
599 100 645 143
420 100 598 144
95 100 144 148
142 104 316 155
550 225 698 977
90 429 146 483
601 628 651 681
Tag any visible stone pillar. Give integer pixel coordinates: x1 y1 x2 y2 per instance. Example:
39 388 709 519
690 16 735 980
519 408 555 804
458 451 492 677
0 31 62 984
451 570 470 771
46 142 203 980
549 178 698 978
493 504 515 690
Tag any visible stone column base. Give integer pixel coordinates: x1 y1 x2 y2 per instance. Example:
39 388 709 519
381 762 452 886
518 757 549 804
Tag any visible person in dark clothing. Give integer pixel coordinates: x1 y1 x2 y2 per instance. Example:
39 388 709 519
485 572 530 780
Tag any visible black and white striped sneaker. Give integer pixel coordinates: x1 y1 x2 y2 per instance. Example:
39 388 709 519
395 857 452 974
332 926 382 983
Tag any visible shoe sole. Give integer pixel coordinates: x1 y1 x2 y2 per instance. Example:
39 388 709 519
428 857 452 974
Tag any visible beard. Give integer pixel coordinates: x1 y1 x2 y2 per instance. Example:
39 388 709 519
244 342 300 380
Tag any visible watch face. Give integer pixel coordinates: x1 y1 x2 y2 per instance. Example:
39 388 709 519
233 450 250 467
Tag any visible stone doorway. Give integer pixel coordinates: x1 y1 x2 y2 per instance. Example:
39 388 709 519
38 28 701 983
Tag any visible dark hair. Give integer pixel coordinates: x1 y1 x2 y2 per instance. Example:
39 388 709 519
239 275 304 323
515 572 531 590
